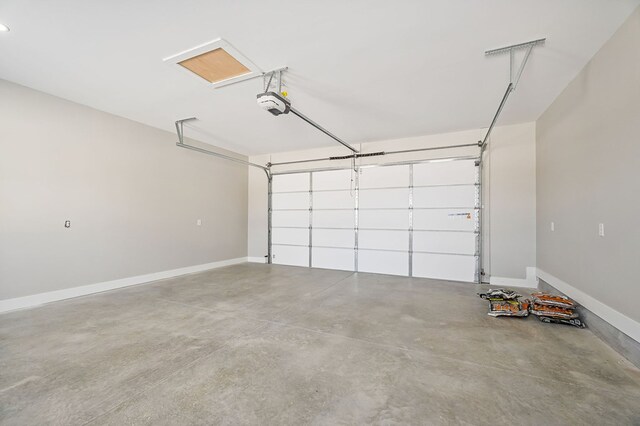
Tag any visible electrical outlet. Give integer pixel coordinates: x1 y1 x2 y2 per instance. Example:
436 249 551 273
598 223 605 237
550 222 555 232
64 220 71 228
196 219 202 226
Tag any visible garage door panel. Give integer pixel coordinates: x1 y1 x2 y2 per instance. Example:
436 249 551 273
312 228 354 248
273 173 309 192
272 245 309 267
359 165 409 188
359 230 408 251
359 210 409 230
413 160 477 185
272 228 309 246
272 192 310 210
358 250 408 276
412 253 476 282
413 231 476 255
312 247 354 271
271 161 480 282
413 209 477 231
313 191 355 210
359 188 409 208
313 210 354 229
413 185 477 208
272 211 309 228
312 169 353 190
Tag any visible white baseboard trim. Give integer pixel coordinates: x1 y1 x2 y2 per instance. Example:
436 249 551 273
537 268 640 343
247 256 267 263
0 257 247 314
489 266 538 288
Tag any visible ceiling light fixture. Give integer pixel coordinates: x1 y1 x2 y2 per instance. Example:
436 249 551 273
0 23 10 32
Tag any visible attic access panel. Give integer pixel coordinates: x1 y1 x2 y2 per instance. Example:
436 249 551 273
164 38 262 88
179 48 250 83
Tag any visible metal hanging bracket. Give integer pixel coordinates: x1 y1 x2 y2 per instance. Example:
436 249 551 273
480 38 545 148
263 68 288 94
485 37 545 91
174 117 271 179
210 66 288 90
175 117 197 145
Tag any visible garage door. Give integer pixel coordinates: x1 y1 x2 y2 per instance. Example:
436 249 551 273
358 165 410 276
411 160 479 282
270 158 479 282
271 173 311 267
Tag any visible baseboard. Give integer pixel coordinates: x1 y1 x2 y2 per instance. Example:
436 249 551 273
489 266 538 288
537 268 640 344
0 257 248 314
538 279 640 368
247 256 267 263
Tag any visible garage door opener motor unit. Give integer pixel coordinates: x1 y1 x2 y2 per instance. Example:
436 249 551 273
257 92 291 116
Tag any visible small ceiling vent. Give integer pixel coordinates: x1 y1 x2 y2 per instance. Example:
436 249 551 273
164 38 261 88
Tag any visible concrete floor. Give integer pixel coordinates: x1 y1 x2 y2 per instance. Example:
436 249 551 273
1 264 640 425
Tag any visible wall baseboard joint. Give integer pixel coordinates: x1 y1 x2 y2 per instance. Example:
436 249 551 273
0 257 248 314
537 268 639 344
489 266 538 288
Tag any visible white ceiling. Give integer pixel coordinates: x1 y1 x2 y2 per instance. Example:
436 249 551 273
0 0 638 155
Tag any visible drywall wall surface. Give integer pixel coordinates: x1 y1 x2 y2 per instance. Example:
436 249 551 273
0 79 248 300
248 122 537 282
487 122 537 279
536 7 640 323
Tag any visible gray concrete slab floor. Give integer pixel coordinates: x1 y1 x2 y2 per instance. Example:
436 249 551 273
1 263 639 425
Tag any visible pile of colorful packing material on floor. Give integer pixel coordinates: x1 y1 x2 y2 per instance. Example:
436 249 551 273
529 292 586 328
477 289 586 328
477 288 530 317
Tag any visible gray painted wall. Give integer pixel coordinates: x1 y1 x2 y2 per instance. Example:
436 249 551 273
0 79 248 300
486 123 537 280
536 7 640 323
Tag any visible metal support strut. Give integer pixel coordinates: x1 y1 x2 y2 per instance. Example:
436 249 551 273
262 68 358 154
289 107 359 153
480 38 545 149
263 68 287 93
269 143 478 167
175 118 271 179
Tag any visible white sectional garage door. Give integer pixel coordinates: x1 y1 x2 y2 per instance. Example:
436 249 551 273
358 165 410 276
271 173 311 267
270 159 479 282
411 160 479 282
